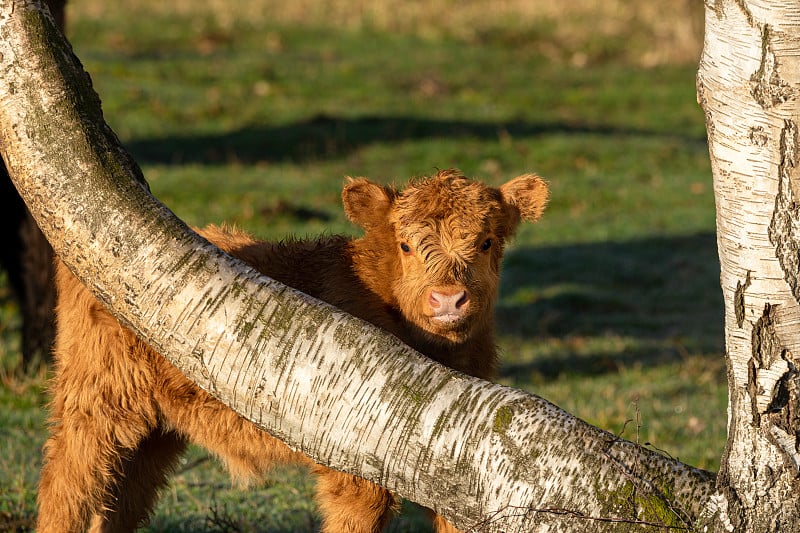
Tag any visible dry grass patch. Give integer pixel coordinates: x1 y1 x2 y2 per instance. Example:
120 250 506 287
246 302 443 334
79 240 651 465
68 0 703 66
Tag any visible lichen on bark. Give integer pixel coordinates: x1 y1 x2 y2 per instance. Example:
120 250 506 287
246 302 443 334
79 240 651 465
17 2 147 189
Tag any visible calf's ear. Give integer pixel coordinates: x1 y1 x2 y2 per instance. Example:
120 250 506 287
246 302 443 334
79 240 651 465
499 174 549 222
342 177 396 230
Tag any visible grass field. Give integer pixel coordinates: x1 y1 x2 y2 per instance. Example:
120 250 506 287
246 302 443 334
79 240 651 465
0 1 722 531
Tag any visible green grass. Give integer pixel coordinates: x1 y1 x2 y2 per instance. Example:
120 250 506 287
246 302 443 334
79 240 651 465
0 0 722 531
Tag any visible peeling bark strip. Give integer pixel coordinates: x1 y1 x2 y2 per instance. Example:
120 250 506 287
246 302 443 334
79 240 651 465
769 119 800 302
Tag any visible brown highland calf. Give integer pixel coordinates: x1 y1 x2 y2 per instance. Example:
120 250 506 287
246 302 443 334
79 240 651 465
37 169 548 533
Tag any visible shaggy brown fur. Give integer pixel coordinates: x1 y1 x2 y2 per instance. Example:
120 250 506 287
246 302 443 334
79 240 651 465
37 169 548 533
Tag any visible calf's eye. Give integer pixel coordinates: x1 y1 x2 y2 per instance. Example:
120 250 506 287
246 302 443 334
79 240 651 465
400 242 412 254
481 238 492 252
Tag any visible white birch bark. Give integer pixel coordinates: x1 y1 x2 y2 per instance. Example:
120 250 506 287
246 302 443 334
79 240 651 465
0 0 716 530
698 1 800 531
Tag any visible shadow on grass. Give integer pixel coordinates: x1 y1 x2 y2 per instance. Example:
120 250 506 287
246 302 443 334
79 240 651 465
498 232 723 380
124 114 705 165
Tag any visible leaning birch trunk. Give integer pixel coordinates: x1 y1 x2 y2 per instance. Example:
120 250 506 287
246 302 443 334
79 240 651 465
697 1 800 531
0 0 716 530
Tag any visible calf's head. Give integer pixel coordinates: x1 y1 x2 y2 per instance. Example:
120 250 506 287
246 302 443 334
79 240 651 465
343 169 548 344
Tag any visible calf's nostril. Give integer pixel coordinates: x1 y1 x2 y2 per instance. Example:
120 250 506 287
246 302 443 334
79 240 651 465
455 291 469 309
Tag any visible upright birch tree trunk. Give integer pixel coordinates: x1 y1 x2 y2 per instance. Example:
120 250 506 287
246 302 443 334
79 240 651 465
698 1 800 530
0 0 720 531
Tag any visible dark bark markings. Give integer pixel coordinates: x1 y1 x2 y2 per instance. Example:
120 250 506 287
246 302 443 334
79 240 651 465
758 15 800 483
769 119 800 300
750 304 800 472
750 25 794 110
735 271 752 328
735 304 800 530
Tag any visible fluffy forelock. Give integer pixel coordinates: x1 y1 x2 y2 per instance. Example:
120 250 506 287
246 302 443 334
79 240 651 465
392 170 504 235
